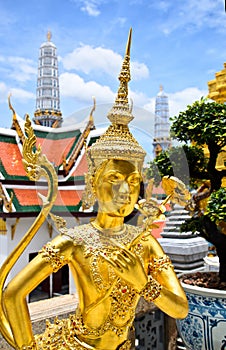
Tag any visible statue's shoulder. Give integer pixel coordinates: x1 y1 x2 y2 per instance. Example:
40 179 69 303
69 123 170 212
60 223 93 245
125 224 142 241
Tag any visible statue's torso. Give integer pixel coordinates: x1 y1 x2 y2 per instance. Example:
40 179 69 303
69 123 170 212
60 223 146 348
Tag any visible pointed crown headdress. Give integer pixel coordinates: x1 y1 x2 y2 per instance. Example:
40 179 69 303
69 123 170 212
87 28 146 172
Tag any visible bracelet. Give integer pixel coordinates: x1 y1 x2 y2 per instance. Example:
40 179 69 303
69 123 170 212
140 275 162 302
149 255 173 275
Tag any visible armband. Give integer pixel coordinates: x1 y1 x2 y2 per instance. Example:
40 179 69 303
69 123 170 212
140 275 162 302
149 255 173 275
39 242 68 272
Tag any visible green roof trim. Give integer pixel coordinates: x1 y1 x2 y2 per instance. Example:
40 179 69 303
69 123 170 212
34 129 81 140
68 175 85 182
51 202 82 212
87 136 99 146
0 134 17 144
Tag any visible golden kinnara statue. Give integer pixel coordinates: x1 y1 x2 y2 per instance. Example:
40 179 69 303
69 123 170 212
0 29 189 350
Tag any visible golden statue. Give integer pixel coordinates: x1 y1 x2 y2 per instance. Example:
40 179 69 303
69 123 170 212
0 29 189 350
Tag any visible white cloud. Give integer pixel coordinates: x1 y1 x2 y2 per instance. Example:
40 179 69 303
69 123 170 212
10 88 35 101
129 89 149 107
0 81 8 102
8 57 36 82
62 45 121 75
78 0 102 16
0 80 35 104
168 87 207 118
59 72 115 103
60 70 152 110
156 0 226 35
62 45 149 80
131 61 149 80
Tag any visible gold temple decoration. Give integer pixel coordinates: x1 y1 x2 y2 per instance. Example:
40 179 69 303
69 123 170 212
49 213 67 231
9 95 25 144
47 222 53 238
207 63 226 181
11 218 20 240
0 182 13 213
0 218 7 235
208 62 226 103
0 114 58 348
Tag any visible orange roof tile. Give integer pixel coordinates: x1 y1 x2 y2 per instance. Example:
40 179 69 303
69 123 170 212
36 137 76 166
13 188 42 206
0 142 27 176
13 188 83 207
55 189 83 206
71 153 88 177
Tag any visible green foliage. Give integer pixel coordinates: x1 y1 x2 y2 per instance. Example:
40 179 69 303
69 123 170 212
147 145 208 188
180 188 226 239
170 98 226 148
180 216 207 237
147 98 226 192
206 188 226 223
152 98 226 282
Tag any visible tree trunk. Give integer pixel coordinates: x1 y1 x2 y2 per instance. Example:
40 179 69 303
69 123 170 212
203 216 226 283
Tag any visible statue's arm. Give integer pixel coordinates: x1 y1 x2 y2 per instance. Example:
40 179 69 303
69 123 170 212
143 236 188 319
3 235 74 349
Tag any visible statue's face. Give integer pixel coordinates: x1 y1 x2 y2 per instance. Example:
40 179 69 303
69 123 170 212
94 159 141 217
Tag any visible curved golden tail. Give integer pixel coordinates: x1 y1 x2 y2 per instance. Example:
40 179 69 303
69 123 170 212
0 115 58 347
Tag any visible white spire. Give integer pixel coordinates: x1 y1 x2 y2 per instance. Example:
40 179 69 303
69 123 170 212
33 32 63 128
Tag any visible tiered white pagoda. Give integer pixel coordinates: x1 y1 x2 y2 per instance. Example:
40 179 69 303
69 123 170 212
153 85 171 156
33 31 63 128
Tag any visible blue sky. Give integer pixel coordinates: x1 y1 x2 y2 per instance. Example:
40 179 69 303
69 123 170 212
0 0 225 139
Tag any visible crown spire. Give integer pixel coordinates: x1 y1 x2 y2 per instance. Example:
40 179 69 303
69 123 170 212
86 28 146 177
107 28 134 126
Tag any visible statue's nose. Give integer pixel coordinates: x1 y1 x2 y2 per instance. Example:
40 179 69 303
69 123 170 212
118 181 130 201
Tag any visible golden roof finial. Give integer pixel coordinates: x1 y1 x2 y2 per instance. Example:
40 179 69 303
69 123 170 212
47 31 52 42
107 28 134 126
89 96 96 123
160 84 163 91
8 94 25 144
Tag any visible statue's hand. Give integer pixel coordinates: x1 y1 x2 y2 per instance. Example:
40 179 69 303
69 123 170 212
100 240 148 291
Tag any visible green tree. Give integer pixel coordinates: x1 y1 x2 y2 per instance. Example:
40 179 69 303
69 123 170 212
149 98 226 283
147 144 208 188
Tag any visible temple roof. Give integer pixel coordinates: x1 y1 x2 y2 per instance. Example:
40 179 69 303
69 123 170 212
6 187 83 214
0 115 100 216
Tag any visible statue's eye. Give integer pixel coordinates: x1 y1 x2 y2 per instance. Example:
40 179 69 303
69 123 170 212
128 175 141 185
105 173 123 183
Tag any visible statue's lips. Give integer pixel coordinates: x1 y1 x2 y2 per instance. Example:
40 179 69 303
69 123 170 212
114 199 130 206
